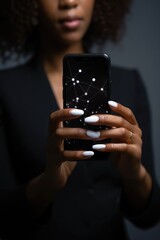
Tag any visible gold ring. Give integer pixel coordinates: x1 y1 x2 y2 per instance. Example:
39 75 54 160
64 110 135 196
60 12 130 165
129 131 133 143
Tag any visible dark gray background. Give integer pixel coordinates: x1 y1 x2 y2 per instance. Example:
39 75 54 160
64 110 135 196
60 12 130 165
0 0 160 239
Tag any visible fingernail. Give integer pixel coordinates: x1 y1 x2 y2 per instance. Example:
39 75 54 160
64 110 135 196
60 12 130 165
92 144 106 150
84 116 99 123
82 151 94 157
86 130 100 139
70 109 84 116
108 101 118 107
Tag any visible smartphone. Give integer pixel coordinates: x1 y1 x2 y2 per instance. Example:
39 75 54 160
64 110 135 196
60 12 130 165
63 53 111 160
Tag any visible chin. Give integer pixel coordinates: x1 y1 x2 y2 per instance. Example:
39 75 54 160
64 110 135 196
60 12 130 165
59 32 84 45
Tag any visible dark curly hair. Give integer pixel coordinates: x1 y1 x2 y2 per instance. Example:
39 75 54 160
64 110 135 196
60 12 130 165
0 0 132 59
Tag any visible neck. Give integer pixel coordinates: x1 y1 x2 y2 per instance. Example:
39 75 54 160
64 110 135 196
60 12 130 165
39 36 85 75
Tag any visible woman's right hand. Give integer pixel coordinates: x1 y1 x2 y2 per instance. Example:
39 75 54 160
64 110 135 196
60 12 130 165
26 108 95 214
45 108 94 190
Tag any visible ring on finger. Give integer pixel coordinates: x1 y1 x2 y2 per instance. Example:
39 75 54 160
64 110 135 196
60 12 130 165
129 131 133 143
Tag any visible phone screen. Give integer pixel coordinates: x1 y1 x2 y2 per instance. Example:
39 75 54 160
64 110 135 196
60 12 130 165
63 53 111 160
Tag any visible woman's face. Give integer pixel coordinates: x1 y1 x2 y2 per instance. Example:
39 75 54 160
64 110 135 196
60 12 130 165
39 0 95 46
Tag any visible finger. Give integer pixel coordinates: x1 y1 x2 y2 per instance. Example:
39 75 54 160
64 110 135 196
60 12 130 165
56 127 101 140
63 150 95 161
92 143 140 155
108 101 138 125
99 127 141 144
49 108 84 131
107 143 142 159
84 113 132 131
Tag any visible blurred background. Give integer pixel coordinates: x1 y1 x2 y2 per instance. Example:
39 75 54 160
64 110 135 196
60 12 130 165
0 0 160 239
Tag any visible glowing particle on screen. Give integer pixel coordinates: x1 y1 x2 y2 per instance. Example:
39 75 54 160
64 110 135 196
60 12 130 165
85 92 88 95
72 78 75 81
87 100 90 103
101 88 104 91
92 78 96 82
76 80 80 83
79 69 82 72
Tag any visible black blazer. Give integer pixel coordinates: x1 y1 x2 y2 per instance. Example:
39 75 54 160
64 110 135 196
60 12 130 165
0 57 160 240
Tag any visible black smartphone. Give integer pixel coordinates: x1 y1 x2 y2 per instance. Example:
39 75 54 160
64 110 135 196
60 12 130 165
63 53 111 160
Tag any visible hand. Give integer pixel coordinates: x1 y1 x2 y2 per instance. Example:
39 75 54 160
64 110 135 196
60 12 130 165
26 108 95 213
84 101 143 180
46 108 94 189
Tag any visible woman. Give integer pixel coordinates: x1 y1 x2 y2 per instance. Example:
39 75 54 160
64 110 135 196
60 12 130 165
0 0 160 239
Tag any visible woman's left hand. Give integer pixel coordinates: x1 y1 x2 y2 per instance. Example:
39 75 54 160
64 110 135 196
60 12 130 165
85 100 143 180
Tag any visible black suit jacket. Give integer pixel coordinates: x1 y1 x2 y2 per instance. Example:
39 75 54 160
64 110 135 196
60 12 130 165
0 57 160 240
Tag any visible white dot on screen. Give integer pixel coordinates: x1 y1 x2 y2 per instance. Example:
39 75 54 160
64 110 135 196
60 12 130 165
101 88 104 91
92 78 96 82
79 69 82 72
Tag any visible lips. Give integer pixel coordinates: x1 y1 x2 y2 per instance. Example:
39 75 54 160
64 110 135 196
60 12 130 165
59 16 83 30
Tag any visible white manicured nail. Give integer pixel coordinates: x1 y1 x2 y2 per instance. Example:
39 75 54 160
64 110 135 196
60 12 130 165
92 144 106 150
108 101 118 107
70 109 84 116
86 130 100 139
84 116 99 123
82 151 94 157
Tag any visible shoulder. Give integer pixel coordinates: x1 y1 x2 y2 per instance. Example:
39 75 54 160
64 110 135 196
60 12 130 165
111 65 148 109
0 57 40 96
111 65 147 94
0 58 35 82
111 65 142 83
111 64 146 90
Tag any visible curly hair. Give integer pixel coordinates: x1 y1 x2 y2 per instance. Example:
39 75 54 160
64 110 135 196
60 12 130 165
0 0 132 59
